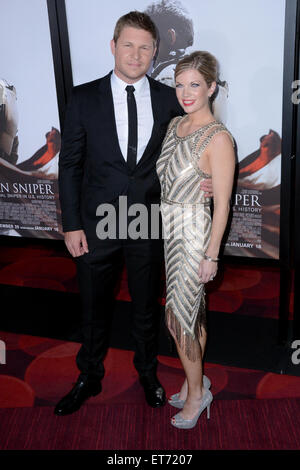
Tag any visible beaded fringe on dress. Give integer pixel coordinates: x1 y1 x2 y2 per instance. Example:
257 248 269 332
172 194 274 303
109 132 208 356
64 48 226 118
157 116 234 362
165 293 207 362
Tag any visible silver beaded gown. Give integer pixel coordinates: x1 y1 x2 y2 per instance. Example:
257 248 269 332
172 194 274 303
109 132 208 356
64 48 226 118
156 116 234 361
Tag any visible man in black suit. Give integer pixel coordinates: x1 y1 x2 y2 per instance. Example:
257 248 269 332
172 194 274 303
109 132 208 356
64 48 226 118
55 11 208 416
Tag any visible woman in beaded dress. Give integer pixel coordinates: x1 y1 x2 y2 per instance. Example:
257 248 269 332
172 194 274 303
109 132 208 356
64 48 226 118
156 51 235 429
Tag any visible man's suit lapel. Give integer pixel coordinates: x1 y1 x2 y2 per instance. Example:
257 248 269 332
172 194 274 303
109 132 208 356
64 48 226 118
97 72 165 171
136 75 163 169
97 72 127 169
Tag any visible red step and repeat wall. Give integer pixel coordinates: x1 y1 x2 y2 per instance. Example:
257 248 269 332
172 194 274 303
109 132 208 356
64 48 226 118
0 0 285 258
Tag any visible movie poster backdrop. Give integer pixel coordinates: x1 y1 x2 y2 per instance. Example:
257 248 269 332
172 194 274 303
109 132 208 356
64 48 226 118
0 0 285 258
0 0 62 238
65 0 285 259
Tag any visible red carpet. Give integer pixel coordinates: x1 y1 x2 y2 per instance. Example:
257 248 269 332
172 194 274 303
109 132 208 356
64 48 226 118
0 331 300 450
0 399 299 450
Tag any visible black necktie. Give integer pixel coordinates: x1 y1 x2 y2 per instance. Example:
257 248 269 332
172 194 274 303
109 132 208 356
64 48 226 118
125 85 137 171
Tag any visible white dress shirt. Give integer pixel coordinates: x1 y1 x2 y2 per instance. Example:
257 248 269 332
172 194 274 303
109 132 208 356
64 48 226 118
110 72 154 163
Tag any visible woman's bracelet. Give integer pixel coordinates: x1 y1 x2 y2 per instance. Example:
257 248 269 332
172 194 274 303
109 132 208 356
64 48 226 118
203 253 219 263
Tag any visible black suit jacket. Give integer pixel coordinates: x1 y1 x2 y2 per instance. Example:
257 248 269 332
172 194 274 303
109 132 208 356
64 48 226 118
58 72 182 238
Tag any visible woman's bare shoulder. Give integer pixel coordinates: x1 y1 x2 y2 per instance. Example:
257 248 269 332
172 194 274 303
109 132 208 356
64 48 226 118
210 127 235 149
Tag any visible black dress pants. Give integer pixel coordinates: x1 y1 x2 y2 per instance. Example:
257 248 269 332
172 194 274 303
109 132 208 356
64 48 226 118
75 237 163 381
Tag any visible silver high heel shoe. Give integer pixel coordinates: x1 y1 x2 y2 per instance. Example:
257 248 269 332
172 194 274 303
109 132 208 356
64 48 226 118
168 375 211 409
171 389 213 429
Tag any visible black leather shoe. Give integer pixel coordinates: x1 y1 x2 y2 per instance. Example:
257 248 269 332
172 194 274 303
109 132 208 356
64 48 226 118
54 377 102 416
139 374 166 408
